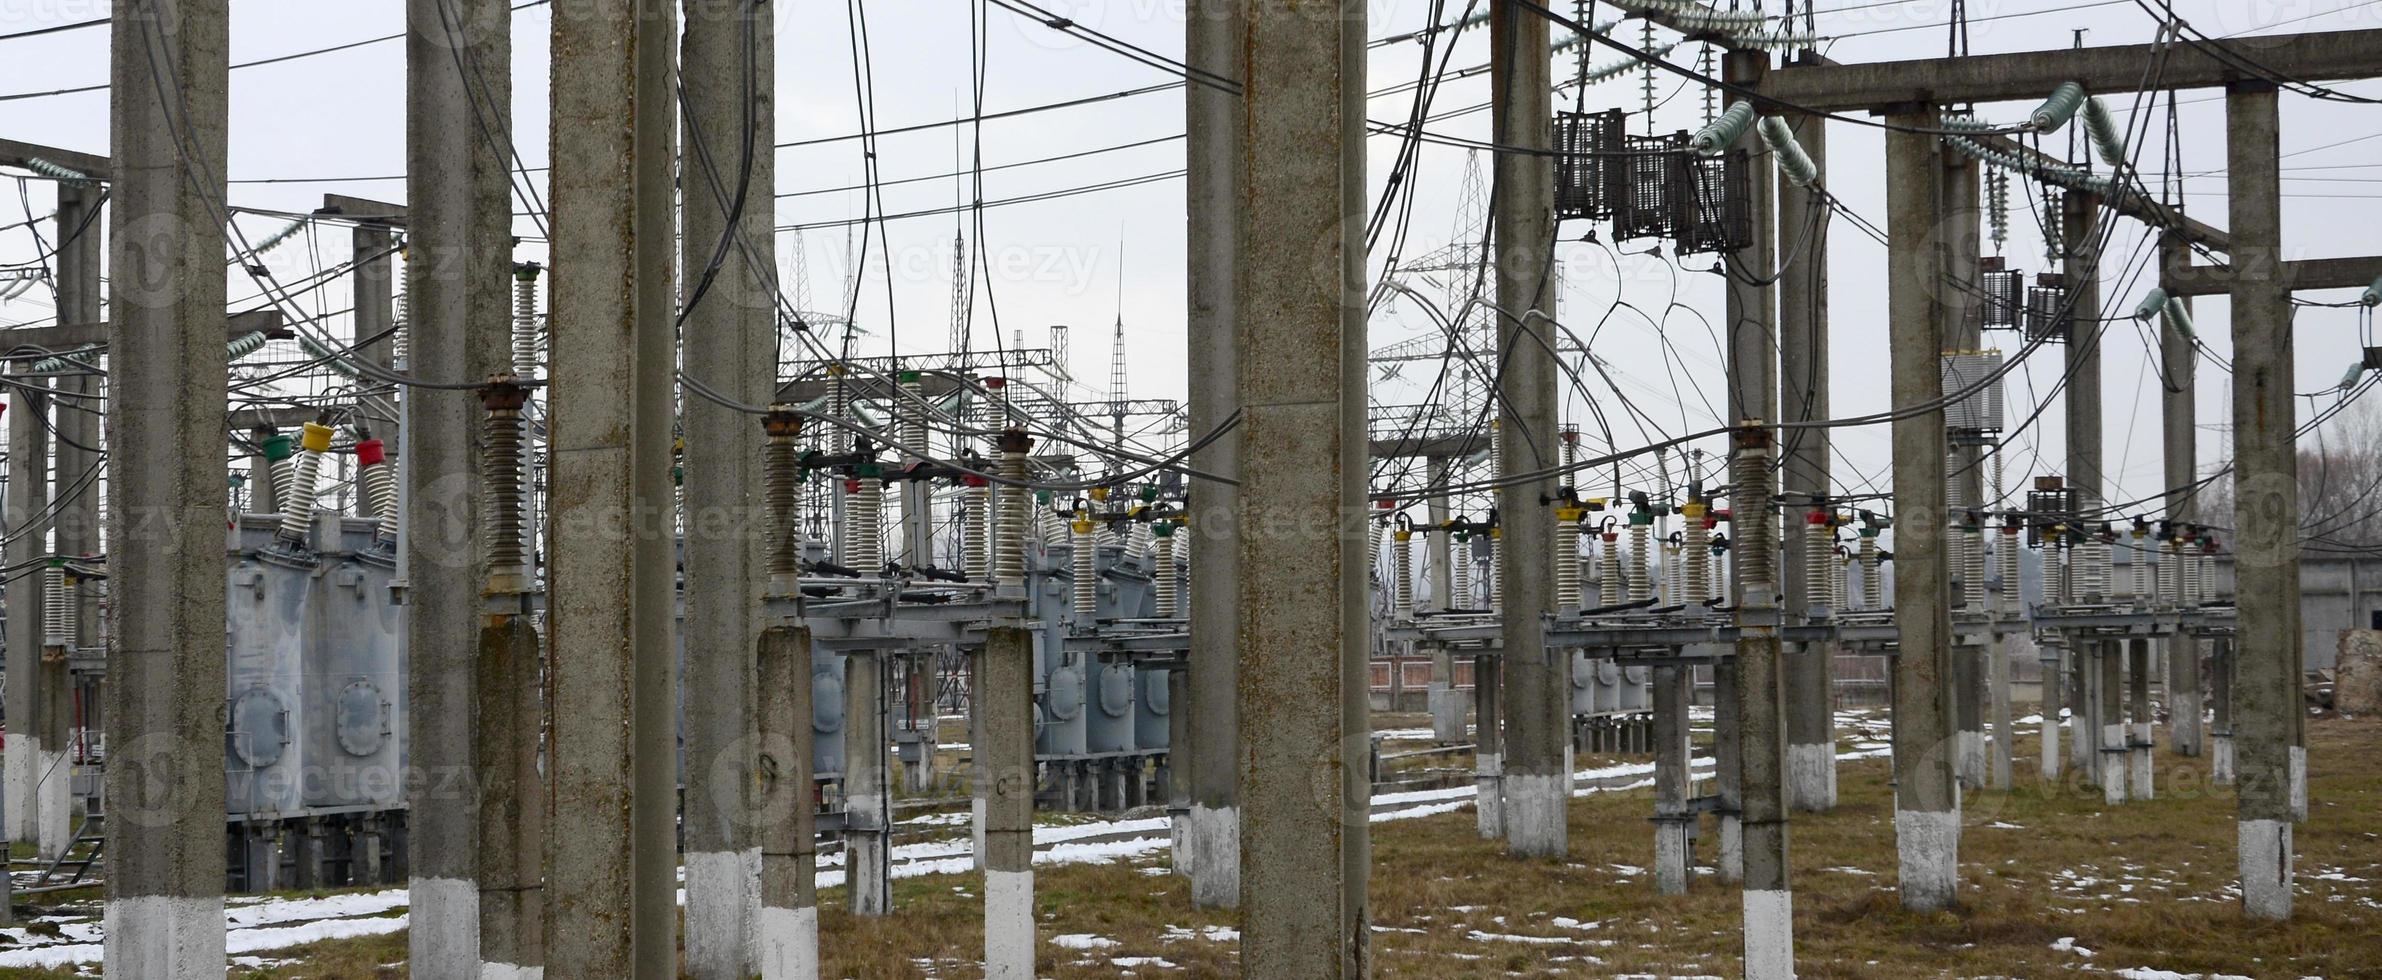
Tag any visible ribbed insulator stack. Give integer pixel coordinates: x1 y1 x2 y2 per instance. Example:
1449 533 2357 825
512 264 542 379
42 561 70 650
278 422 333 543
1805 514 1833 618
1834 549 1851 611
1734 429 1774 591
1708 545 1727 607
2190 548 2208 605
1394 526 1415 616
2160 540 2182 606
2081 534 2108 601
1858 531 1881 610
358 438 397 541
1070 516 1097 618
1963 521 1987 611
393 250 411 368
1154 528 1179 616
1995 526 2019 616
1038 505 1066 547
1553 508 1581 613
1627 519 1652 603
1452 538 1472 608
480 380 530 586
261 431 294 515
977 378 1008 572
962 483 991 581
1945 459 1967 606
763 407 803 590
992 432 1030 586
1597 530 1620 606
1683 501 1711 605
846 473 884 574
1487 529 1503 611
2050 538 2072 604
2130 529 2150 602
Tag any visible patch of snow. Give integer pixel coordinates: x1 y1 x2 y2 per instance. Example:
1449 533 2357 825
1052 933 1119 950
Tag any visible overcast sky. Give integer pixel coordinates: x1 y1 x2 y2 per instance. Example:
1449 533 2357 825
2 0 2379 522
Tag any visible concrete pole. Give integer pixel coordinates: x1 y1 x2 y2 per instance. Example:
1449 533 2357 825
1777 110 1836 814
1651 665 1692 895
2128 637 2154 799
2069 642 2095 776
1724 59 1789 974
49 180 102 863
2098 642 2126 803
2159 236 2204 757
476 613 544 977
1182 0 1242 911
757 626 819 979
404 0 512 969
2211 636 2236 783
5 377 49 856
104 0 230 969
2225 81 2300 922
1942 153 1987 793
1473 653 1503 838
545 0 679 971
1233 0 1369 968
351 219 399 436
980 626 1035 978
1490 0 1565 860
2039 641 2065 783
844 652 891 915
1885 109 1958 913
680 0 777 969
2061 190 2105 547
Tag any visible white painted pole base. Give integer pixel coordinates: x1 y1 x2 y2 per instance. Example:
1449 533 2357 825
2289 745 2307 822
103 894 228 980
2100 724 2128 805
1653 821 1691 896
984 868 1036 980
1502 772 1567 858
759 903 820 980
1894 807 1960 912
2039 713 2062 782
1428 682 1467 742
2129 723 2154 801
480 963 545 979
1185 803 1239 909
2210 735 2235 785
3 735 31 842
1787 742 1837 812
1169 808 1191 877
2238 818 2294 921
1742 889 1795 980
1956 731 1984 789
33 743 70 860
848 831 891 916
973 795 989 872
684 848 760 979
410 876 482 980
1718 815 1743 883
1474 751 1503 840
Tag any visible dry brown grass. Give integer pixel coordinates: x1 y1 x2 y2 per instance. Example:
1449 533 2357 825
13 714 2379 978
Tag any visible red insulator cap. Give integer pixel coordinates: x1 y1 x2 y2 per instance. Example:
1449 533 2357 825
356 438 385 466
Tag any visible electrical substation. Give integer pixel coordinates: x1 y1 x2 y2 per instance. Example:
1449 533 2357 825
1 0 2381 976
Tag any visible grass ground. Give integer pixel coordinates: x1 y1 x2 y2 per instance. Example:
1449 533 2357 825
10 712 2378 978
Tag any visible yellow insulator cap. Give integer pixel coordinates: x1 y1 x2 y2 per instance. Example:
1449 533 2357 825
1681 501 1708 519
1555 506 1585 522
1393 529 1413 542
299 421 334 454
1089 486 1110 502
1071 518 1095 534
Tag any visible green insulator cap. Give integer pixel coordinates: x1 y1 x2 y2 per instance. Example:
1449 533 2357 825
1140 485 1158 502
263 433 294 461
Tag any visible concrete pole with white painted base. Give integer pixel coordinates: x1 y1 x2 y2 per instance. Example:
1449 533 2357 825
5 373 50 858
544 0 680 970
1474 653 1504 839
1182 0 1242 910
403 0 513 968
1652 664 1693 896
845 650 891 915
1426 458 1468 742
2100 642 2128 805
2211 636 2236 784
473 379 544 979
2158 236 2204 758
759 408 819 980
104 0 231 969
1776 108 1836 814
44 177 102 864
1234 0 1370 966
2039 639 2065 783
982 429 1036 977
1490 0 1566 860
2226 80 2302 923
2128 637 2154 799
680 0 777 968
1885 108 1959 913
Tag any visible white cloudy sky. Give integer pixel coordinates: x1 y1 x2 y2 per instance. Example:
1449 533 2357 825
2 0 2379 521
